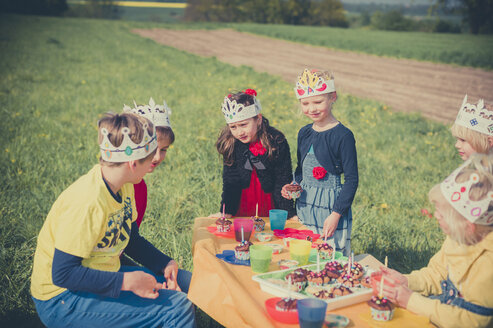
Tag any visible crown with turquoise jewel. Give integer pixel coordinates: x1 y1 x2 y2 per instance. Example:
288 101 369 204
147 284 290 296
222 89 261 124
454 95 493 136
441 156 493 225
99 117 157 163
294 69 336 100
123 97 172 128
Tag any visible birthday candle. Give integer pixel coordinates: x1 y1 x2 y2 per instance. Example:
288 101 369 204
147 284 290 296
379 276 385 298
256 203 258 218
241 226 244 242
385 256 388 268
222 204 225 218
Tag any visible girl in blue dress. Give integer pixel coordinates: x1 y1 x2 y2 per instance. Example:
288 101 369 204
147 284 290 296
282 69 359 256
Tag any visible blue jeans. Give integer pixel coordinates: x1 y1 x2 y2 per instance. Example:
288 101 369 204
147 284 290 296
32 266 195 328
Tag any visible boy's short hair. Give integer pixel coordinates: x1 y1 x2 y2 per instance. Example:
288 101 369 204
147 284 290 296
157 126 175 144
98 112 157 166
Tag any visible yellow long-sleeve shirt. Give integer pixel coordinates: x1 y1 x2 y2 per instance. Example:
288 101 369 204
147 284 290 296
405 232 493 328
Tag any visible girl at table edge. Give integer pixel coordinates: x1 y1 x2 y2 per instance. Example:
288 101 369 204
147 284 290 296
123 98 191 292
282 69 358 256
381 153 493 328
209 89 296 219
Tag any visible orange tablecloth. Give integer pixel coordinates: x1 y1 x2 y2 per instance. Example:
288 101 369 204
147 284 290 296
188 217 432 328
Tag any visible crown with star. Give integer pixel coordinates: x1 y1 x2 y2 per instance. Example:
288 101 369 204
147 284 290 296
221 89 261 124
123 97 172 128
99 115 157 163
441 155 493 225
454 95 493 136
294 69 336 100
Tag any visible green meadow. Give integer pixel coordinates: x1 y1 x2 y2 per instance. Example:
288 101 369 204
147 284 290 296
0 14 462 326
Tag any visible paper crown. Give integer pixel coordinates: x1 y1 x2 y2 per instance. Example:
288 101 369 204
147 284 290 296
294 69 336 100
123 97 172 128
441 158 493 225
454 95 493 136
99 120 157 163
222 92 261 124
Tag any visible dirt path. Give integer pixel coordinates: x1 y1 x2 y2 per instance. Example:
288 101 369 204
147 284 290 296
133 28 493 123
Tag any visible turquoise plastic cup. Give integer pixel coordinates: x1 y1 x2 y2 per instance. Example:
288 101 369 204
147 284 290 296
269 209 288 231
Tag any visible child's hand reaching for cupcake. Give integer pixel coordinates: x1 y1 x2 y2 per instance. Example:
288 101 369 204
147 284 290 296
382 282 413 308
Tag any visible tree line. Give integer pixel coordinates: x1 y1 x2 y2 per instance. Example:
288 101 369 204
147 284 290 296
184 0 348 27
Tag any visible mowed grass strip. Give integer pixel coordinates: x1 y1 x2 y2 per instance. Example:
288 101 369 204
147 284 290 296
230 23 493 70
0 14 460 326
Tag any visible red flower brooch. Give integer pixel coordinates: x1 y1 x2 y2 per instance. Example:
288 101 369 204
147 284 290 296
244 88 257 96
249 140 266 156
312 166 327 180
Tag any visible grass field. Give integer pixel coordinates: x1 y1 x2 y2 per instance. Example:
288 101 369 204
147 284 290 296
0 14 463 327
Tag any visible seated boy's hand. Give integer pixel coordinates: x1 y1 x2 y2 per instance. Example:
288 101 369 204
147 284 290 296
380 266 408 287
383 283 413 309
164 260 181 292
122 271 162 299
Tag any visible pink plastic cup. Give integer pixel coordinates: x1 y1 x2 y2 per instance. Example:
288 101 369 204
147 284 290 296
233 218 254 242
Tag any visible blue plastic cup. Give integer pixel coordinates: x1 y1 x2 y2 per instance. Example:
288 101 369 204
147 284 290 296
297 298 327 328
269 209 288 231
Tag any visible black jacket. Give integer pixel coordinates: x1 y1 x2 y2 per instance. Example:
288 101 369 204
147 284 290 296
220 127 296 218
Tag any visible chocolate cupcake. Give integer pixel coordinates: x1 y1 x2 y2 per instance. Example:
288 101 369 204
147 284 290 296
234 240 253 260
367 296 395 321
215 217 232 232
313 289 334 300
338 273 360 288
275 298 298 312
331 286 353 297
325 261 343 272
285 183 302 199
360 276 372 289
285 271 308 292
307 269 332 287
252 216 265 232
343 262 365 279
317 243 334 260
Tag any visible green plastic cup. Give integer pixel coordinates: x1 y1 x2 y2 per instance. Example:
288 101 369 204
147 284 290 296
290 239 312 265
250 245 273 273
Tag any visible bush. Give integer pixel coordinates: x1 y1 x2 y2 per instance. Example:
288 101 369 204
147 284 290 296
65 0 119 19
371 10 414 31
433 19 461 33
0 0 67 16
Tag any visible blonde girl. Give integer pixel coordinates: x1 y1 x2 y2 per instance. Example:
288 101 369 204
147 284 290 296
282 69 358 256
451 95 493 160
381 153 493 328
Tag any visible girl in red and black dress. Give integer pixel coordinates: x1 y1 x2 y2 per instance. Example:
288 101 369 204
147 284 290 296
210 89 295 219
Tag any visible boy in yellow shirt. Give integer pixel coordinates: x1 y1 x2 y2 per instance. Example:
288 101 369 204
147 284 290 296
30 113 195 327
381 153 493 328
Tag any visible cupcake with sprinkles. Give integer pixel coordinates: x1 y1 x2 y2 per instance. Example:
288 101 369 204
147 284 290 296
325 260 343 272
313 289 334 300
234 240 253 260
275 297 298 312
317 242 334 259
252 204 265 231
367 295 395 321
331 285 353 297
338 272 360 288
306 269 332 287
343 261 364 279
285 270 308 292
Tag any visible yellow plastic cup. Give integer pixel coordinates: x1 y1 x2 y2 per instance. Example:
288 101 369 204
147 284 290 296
289 240 312 266
250 245 273 273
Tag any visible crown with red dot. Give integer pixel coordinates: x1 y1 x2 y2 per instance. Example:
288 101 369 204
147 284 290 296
294 69 335 100
221 89 261 124
440 156 493 225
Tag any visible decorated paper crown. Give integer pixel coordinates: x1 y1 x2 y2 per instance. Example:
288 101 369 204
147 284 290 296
222 89 261 124
440 158 493 225
294 69 335 100
454 95 493 136
123 97 172 128
99 120 157 163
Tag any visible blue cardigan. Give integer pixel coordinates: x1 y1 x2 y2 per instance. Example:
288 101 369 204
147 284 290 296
294 123 358 216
